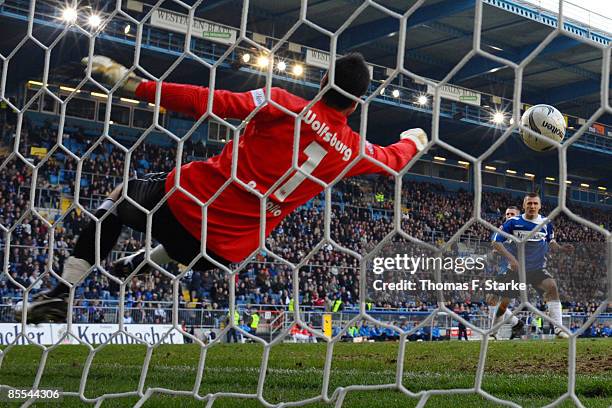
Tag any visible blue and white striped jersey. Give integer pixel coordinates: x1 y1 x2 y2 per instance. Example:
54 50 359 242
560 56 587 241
492 214 554 271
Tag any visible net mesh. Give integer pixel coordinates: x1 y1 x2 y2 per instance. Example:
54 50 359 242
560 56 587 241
0 0 610 406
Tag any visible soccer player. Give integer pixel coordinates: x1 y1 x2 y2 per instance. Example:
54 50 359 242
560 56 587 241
488 205 524 339
17 53 428 323
492 193 574 339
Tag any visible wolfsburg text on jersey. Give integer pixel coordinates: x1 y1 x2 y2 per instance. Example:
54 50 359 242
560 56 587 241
303 110 352 161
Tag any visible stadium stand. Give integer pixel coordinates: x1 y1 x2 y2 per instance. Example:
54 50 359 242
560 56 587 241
0 120 608 335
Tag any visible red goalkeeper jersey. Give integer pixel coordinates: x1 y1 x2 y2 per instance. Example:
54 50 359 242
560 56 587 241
135 82 419 262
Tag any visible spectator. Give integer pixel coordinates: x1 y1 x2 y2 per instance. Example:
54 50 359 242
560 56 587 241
123 311 133 324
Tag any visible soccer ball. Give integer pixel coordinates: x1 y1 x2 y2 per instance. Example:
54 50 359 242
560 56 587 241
520 104 566 151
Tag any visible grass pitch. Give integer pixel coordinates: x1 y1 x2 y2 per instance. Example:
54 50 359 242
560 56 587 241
0 339 610 407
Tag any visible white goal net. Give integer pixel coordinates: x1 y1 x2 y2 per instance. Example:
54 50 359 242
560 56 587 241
0 0 610 407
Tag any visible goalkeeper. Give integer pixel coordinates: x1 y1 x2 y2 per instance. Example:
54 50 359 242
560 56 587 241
18 53 428 323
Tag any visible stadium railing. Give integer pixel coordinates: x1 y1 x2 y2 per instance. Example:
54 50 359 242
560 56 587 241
0 303 609 331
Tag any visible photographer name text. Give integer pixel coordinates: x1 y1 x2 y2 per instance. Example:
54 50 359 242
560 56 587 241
372 279 526 291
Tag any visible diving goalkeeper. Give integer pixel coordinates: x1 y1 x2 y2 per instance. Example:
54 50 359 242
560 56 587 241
17 53 428 323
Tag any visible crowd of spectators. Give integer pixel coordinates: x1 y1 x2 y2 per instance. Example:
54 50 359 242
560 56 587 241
0 122 610 328
336 320 446 342
570 322 612 338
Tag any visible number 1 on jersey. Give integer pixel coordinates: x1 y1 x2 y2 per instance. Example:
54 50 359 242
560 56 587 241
273 141 327 202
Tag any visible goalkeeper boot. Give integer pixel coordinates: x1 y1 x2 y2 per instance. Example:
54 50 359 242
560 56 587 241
14 288 69 324
509 319 524 340
554 328 570 339
112 249 150 279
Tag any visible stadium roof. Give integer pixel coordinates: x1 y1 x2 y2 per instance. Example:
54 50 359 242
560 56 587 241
2 0 608 117
184 0 609 119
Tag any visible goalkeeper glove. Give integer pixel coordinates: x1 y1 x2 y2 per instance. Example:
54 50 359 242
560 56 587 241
81 55 142 94
400 128 428 152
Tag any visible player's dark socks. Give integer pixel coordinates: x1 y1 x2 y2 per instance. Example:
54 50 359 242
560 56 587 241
73 205 123 266
105 251 156 298
112 250 148 279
